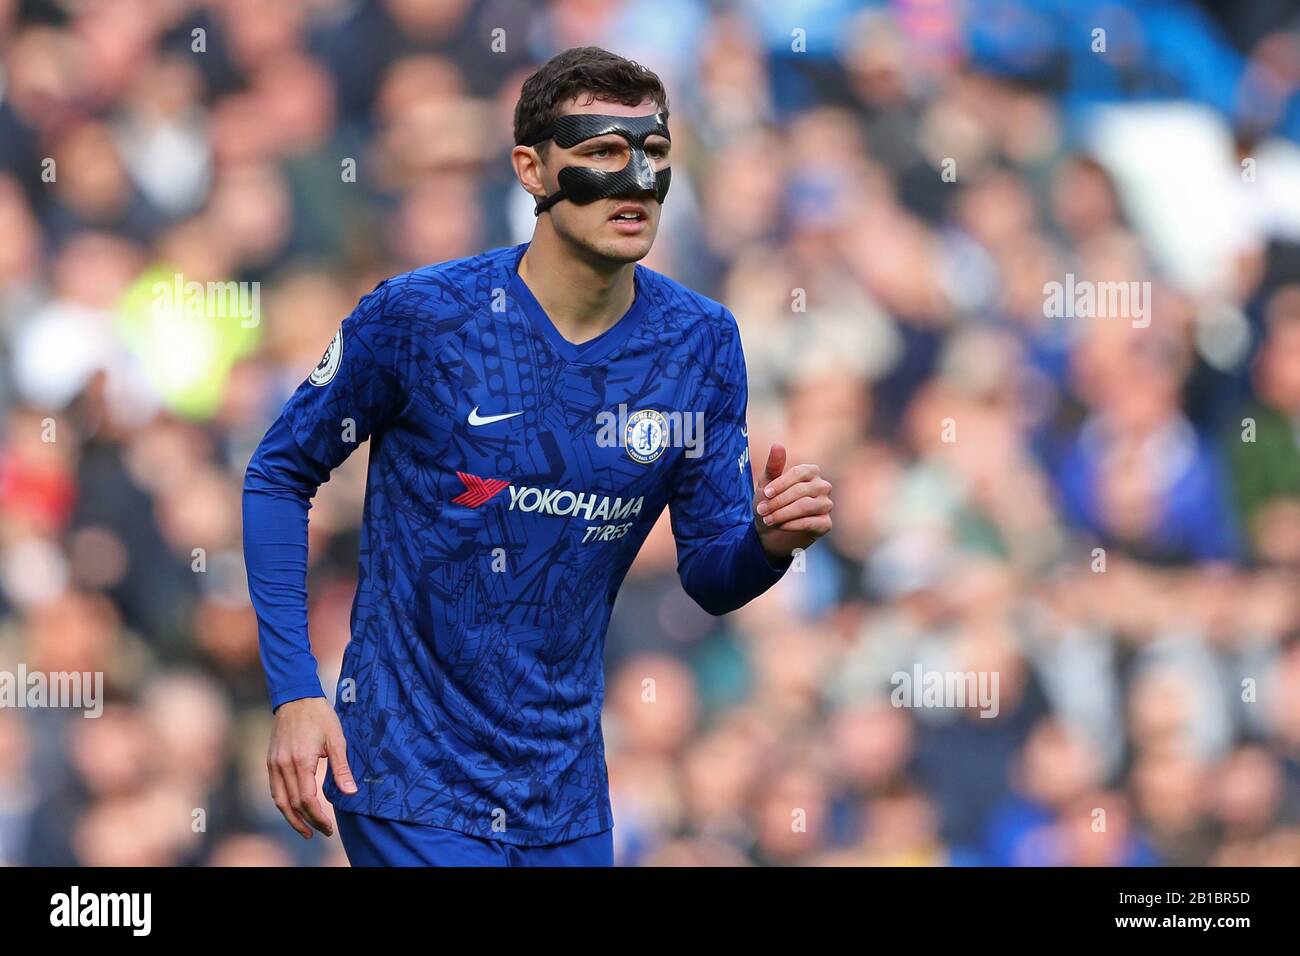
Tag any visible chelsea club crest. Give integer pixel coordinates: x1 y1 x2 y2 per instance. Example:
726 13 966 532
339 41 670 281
624 409 669 464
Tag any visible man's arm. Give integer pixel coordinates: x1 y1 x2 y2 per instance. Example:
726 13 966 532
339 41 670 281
669 312 832 616
243 417 331 712
244 416 359 840
242 280 404 839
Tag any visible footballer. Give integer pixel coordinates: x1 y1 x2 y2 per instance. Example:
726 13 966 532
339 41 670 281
242 46 833 866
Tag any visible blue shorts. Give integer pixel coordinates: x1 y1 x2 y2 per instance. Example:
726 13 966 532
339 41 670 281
334 810 614 867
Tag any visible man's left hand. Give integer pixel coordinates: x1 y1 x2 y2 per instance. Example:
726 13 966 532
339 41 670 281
753 443 833 560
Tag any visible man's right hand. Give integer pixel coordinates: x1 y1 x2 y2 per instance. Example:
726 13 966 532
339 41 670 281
267 696 357 839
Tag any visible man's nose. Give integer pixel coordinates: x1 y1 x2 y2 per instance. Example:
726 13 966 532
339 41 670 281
628 149 657 192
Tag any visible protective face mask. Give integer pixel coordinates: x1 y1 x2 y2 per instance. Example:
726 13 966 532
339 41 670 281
519 112 671 215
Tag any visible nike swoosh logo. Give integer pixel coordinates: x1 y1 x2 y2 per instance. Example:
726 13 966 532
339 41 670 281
467 406 523 426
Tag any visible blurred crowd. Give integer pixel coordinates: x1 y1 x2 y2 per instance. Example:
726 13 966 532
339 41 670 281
3 0 1300 866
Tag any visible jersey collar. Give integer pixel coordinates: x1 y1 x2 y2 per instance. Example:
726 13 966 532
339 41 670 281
507 243 649 365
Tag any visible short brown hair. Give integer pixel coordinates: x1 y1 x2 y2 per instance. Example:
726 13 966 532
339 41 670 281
513 47 669 148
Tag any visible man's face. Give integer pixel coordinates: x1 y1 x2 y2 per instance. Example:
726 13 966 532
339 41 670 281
529 96 671 264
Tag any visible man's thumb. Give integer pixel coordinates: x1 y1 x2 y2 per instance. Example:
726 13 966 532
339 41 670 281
762 443 787 487
326 730 358 795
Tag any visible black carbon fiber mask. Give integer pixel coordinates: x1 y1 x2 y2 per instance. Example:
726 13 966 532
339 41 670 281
520 112 671 216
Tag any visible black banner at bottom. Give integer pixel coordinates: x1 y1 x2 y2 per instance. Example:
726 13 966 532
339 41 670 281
0 865 1283 941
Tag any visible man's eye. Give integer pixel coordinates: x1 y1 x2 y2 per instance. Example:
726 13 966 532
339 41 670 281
589 148 612 159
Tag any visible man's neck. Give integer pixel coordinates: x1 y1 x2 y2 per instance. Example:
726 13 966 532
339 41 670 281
517 221 636 345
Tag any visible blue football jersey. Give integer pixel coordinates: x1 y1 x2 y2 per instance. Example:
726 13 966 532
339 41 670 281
244 242 788 845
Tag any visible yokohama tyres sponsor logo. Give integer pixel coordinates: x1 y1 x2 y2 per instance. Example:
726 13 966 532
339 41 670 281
453 473 644 522
507 484 644 521
453 472 510 507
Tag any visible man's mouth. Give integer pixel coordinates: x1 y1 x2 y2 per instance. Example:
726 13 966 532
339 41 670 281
608 204 648 222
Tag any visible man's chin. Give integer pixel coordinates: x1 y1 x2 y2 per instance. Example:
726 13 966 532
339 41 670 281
555 216 658 266
589 232 656 265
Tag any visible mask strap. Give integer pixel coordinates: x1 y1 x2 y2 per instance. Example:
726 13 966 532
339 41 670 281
534 190 564 216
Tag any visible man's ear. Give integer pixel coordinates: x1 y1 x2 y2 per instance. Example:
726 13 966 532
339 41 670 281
510 145 548 201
